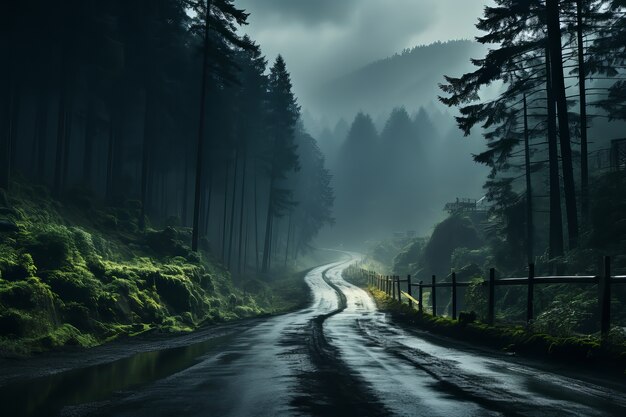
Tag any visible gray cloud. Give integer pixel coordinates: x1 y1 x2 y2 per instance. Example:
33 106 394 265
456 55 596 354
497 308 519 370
238 0 358 26
236 0 491 117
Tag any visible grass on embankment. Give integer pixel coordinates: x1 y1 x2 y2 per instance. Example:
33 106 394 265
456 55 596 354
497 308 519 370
369 287 626 375
0 181 313 357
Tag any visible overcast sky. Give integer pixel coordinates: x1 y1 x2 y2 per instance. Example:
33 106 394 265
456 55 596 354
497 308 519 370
236 0 491 108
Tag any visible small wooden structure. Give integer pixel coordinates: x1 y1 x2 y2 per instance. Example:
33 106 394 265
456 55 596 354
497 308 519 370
444 198 486 214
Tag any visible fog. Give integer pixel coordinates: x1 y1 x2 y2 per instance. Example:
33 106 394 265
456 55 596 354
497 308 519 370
4 0 626 270
5 2 626 413
232 1 495 247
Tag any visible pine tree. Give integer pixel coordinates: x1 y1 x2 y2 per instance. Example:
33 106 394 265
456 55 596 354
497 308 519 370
190 0 250 251
261 56 300 272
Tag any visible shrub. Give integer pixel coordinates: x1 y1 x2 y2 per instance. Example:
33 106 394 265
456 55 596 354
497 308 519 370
458 311 477 326
154 273 192 312
464 277 487 320
0 248 36 281
42 269 101 305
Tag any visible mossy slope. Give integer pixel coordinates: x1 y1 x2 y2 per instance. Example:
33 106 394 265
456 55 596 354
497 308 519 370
0 182 302 356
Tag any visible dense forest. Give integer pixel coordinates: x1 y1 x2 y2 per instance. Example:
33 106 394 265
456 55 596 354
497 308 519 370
0 0 335 353
1 0 334 270
363 0 626 335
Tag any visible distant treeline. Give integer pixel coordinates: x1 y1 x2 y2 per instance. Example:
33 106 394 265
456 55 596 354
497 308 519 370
319 106 486 247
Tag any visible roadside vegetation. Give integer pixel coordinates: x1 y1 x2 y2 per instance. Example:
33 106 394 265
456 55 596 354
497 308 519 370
353 169 626 339
0 181 316 356
366 287 626 375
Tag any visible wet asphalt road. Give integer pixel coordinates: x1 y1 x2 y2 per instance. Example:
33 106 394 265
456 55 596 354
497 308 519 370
6 253 626 416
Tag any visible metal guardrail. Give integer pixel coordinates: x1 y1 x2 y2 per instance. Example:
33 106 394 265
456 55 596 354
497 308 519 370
359 256 618 338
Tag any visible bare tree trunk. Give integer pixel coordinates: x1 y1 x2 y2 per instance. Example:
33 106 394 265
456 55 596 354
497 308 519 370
221 160 230 261
36 94 48 182
8 83 20 176
227 149 239 268
182 155 189 226
271 218 280 269
139 89 152 230
105 112 115 204
261 178 274 272
547 0 579 249
61 97 74 190
237 151 247 274
576 0 589 226
83 94 95 184
0 23 13 191
243 209 250 273
284 210 293 268
204 165 213 235
160 172 167 220
523 93 534 265
546 47 564 259
254 163 260 272
191 0 212 251
54 54 68 196
0 94 9 190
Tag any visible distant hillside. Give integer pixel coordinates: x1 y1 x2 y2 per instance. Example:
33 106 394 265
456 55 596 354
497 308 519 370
308 40 487 122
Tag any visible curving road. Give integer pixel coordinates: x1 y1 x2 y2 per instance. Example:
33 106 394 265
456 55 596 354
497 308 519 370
5 253 626 416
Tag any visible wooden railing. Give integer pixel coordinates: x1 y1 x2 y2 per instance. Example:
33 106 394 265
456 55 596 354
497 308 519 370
359 256 623 338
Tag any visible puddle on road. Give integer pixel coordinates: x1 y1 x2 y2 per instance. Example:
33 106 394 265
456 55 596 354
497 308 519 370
0 333 236 417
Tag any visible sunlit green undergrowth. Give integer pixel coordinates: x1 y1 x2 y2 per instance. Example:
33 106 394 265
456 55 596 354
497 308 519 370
369 287 626 375
0 181 302 356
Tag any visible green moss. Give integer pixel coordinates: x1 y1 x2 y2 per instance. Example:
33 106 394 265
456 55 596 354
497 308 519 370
0 179 312 356
35 324 98 350
25 225 75 270
0 246 37 281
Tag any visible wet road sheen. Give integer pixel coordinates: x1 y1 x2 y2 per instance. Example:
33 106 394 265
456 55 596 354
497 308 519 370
15 254 626 416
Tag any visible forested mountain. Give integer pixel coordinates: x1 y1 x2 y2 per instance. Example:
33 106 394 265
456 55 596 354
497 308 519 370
307 40 488 123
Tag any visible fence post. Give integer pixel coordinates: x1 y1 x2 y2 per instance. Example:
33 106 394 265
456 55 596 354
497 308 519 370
392 276 396 299
488 268 495 325
407 275 413 308
431 275 437 316
387 276 390 296
527 263 534 324
396 276 401 302
600 256 612 339
418 281 423 313
451 272 457 320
